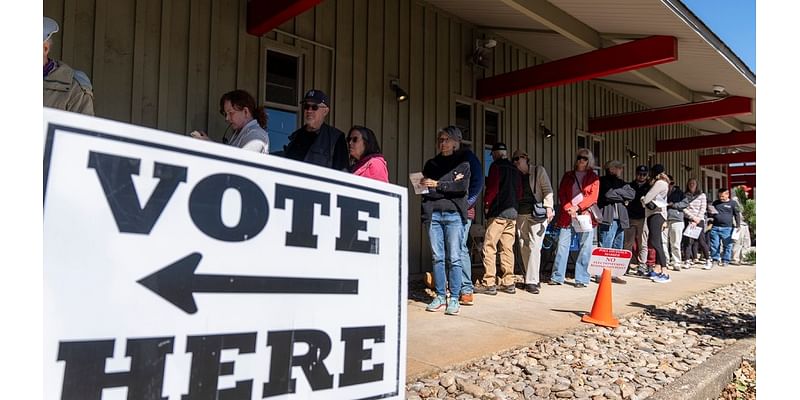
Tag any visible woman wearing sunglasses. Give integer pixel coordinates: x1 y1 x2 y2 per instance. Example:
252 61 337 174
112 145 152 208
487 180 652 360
347 126 389 183
549 148 599 288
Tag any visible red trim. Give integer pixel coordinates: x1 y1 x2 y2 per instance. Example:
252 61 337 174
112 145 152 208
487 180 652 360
698 151 756 166
728 166 756 175
655 130 755 153
247 0 323 36
730 175 756 187
589 96 753 133
475 36 677 101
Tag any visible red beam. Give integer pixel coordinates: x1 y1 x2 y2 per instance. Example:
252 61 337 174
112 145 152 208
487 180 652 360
698 152 756 166
247 0 324 36
655 130 756 153
476 36 677 101
589 96 753 133
730 176 756 188
728 166 756 175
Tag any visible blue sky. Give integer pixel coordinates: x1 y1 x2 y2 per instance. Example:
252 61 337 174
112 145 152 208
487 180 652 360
682 0 756 73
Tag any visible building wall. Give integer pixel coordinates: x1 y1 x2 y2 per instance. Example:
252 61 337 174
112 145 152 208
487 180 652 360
45 0 702 276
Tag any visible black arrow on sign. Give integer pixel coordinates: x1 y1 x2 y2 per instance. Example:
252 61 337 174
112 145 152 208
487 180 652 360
137 252 359 314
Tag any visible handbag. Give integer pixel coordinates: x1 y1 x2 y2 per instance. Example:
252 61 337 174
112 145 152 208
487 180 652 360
531 166 548 221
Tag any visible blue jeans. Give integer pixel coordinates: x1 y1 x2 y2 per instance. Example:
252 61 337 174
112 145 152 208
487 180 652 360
460 219 474 294
709 226 734 263
551 226 595 285
426 211 464 298
598 220 625 249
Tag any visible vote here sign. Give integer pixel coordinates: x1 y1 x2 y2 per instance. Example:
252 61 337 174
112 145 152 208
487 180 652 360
43 109 408 400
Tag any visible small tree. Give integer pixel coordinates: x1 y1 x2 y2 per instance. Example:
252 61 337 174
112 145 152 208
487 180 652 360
734 186 756 236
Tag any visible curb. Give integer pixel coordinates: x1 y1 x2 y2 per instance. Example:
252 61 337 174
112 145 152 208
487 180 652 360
648 338 755 400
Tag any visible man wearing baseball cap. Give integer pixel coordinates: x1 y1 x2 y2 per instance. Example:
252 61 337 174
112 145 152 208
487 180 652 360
597 160 635 283
43 17 95 115
283 89 349 171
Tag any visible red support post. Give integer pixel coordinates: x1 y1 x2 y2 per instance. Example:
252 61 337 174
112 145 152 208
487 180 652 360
655 130 756 153
247 0 324 37
698 152 756 166
475 36 677 102
588 96 753 133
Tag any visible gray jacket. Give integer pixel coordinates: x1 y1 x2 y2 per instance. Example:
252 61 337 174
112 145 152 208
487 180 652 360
666 187 689 222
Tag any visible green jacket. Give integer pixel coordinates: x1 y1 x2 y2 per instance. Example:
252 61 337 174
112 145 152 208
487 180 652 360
44 60 94 116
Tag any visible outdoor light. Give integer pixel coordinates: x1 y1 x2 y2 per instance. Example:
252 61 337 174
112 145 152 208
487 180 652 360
539 121 553 138
626 147 639 159
390 79 408 102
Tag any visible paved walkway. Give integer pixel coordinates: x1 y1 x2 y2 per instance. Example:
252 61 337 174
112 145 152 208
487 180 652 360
406 264 756 380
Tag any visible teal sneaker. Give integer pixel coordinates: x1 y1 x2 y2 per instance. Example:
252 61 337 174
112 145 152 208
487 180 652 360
444 297 460 316
426 296 446 312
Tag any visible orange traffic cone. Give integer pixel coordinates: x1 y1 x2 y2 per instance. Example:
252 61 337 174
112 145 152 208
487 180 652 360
581 268 620 328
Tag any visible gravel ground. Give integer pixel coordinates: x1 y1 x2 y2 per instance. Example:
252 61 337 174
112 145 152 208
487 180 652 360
406 280 756 400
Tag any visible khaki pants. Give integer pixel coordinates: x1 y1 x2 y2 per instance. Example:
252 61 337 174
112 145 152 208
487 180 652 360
482 217 517 286
624 218 648 265
516 214 549 285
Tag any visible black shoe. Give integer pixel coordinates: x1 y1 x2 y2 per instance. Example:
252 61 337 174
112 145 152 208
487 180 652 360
499 284 516 294
575 283 588 288
474 285 497 295
611 276 627 284
547 280 563 286
524 284 540 294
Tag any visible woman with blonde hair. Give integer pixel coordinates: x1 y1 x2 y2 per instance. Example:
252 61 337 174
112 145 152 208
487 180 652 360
549 148 599 288
641 164 671 282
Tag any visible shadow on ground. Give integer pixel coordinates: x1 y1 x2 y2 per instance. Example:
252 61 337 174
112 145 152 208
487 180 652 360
628 301 755 340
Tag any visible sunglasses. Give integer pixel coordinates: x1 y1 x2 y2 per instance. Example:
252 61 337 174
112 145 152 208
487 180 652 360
302 103 326 111
347 136 360 143
513 156 527 162
576 155 589 161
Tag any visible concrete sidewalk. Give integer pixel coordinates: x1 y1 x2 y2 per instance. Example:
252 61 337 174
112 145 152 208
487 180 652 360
406 264 756 380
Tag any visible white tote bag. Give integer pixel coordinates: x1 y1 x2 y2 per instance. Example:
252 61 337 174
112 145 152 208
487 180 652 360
572 214 593 233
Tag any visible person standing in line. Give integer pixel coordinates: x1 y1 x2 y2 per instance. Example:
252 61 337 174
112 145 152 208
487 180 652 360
641 164 671 283
347 125 389 182
709 188 741 267
474 143 521 295
283 90 349 170
549 148 599 289
664 176 688 271
512 149 554 294
730 186 752 265
191 90 269 154
43 17 94 115
682 178 711 269
455 129 484 306
624 165 651 276
596 160 635 284
420 128 471 316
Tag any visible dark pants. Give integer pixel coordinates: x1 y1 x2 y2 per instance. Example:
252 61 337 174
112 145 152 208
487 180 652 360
682 219 710 260
647 214 668 267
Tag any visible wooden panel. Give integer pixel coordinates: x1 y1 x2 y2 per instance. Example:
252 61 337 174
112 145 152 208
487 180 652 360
407 2 425 275
351 0 367 125
295 7 315 94
236 0 260 95
185 0 211 134
131 0 163 128
396 0 410 188
207 0 240 136
161 0 190 134
94 0 136 122
365 0 384 134
461 24 473 98
313 0 334 93
435 14 449 131
334 0 354 131
382 0 400 183
70 0 97 75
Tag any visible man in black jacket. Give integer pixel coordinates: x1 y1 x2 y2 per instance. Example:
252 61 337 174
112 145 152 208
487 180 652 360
475 143 521 295
624 165 651 274
283 90 349 171
597 160 635 284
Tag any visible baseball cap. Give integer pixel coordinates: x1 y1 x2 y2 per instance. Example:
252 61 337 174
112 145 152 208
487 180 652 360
605 160 624 169
635 165 649 174
44 17 59 42
300 89 329 106
491 142 507 152
512 149 528 159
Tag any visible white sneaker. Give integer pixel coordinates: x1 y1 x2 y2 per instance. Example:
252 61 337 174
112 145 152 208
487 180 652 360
703 260 712 270
683 261 692 269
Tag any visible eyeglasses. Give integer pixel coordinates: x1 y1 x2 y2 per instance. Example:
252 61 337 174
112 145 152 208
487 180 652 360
576 156 589 161
513 156 527 162
302 103 327 111
438 137 452 143
347 136 360 143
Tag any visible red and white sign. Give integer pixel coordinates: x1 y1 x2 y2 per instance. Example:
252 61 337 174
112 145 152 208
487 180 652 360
587 248 632 277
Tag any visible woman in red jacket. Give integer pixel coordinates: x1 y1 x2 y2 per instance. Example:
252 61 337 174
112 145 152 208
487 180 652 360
548 148 600 288
347 126 389 183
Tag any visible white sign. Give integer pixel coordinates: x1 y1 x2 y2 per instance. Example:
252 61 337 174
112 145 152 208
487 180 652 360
43 109 408 399
587 248 633 277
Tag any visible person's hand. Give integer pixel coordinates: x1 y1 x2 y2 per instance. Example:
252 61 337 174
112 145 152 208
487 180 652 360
421 178 438 188
190 130 211 141
546 208 554 223
689 221 697 227
567 206 578 218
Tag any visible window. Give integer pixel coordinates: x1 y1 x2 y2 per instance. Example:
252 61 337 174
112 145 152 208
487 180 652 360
455 102 473 144
484 109 500 176
264 49 301 155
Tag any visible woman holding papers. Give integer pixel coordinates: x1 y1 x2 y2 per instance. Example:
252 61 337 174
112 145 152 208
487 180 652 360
641 164 671 283
682 178 711 269
549 148 599 289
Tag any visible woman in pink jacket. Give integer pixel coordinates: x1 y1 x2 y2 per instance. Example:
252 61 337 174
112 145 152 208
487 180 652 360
347 126 389 183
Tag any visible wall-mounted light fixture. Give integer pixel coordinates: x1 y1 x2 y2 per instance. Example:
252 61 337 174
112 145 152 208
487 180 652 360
682 163 693 172
626 146 639 159
390 79 408 102
539 120 553 138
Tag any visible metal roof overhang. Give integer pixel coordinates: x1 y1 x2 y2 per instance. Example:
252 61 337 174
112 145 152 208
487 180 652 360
425 0 756 151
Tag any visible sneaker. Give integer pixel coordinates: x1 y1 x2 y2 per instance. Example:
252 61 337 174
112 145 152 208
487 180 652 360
703 260 712 270
524 284 540 294
459 292 474 306
647 270 660 279
426 296 446 312
474 285 498 295
499 284 516 294
721 262 730 267
682 261 692 269
652 273 671 283
547 280 563 286
611 276 628 284
638 265 653 277
444 298 460 315
575 283 588 288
